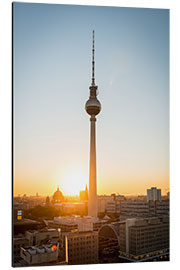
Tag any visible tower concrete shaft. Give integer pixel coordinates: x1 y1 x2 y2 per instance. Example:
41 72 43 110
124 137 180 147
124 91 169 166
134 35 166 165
88 115 97 217
85 31 101 217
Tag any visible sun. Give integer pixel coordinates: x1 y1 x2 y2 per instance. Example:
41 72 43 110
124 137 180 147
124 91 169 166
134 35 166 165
60 169 88 196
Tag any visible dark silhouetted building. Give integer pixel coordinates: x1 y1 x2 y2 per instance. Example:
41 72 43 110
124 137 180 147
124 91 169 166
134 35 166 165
79 185 88 201
52 187 64 204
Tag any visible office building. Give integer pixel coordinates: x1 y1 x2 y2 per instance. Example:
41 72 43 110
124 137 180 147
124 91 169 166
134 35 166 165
119 217 169 260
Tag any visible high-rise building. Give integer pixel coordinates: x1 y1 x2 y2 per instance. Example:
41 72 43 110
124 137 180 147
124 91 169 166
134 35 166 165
147 187 161 202
85 31 101 217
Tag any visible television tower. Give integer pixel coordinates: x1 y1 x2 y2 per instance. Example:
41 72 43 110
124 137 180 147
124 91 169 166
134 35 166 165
85 30 101 217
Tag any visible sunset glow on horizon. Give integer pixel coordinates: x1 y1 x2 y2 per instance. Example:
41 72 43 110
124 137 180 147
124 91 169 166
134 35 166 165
13 3 169 198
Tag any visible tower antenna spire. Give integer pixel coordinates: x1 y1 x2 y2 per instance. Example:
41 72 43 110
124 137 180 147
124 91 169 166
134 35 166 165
92 30 95 86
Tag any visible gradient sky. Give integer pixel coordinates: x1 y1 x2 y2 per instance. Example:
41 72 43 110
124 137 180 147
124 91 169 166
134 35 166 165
13 2 169 196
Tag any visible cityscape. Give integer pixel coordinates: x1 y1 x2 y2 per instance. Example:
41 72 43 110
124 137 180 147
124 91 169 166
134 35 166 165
13 2 169 267
13 186 169 266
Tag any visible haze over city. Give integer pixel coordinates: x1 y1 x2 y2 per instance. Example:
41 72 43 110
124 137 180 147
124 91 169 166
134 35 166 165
13 3 169 196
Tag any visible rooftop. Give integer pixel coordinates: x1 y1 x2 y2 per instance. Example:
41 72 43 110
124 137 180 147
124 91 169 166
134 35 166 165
22 242 59 255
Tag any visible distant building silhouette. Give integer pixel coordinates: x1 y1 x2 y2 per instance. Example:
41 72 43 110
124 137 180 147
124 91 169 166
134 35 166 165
79 185 88 201
52 187 64 204
45 196 50 205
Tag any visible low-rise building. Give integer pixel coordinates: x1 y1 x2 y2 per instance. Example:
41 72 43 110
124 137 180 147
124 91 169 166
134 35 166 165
20 243 59 265
25 228 59 246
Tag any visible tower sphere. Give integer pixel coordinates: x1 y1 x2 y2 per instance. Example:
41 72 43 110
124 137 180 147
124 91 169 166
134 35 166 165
85 97 101 116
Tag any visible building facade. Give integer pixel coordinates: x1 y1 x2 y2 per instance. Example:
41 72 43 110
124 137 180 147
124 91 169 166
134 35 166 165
64 230 98 265
105 199 169 217
25 228 59 246
119 217 169 259
147 187 161 202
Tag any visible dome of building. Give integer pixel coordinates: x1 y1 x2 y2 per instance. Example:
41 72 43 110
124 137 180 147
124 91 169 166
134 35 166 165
52 187 64 203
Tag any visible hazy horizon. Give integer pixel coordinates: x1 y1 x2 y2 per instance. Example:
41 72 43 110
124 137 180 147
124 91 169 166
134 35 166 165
13 190 167 198
13 3 169 197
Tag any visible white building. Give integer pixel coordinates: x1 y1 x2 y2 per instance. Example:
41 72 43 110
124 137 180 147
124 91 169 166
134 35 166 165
147 187 161 202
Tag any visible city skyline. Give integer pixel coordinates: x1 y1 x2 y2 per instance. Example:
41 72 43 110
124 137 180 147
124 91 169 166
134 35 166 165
13 3 169 197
